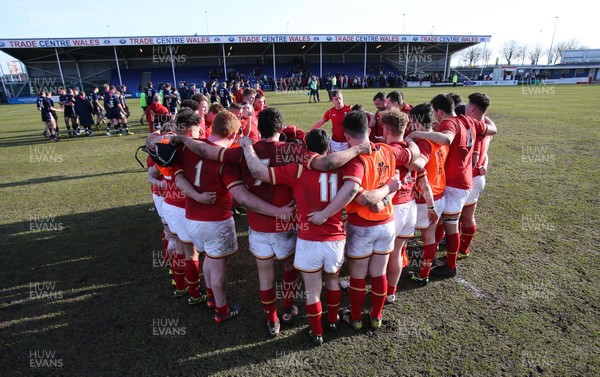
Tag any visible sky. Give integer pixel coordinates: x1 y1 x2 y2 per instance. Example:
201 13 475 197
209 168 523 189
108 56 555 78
0 0 596 67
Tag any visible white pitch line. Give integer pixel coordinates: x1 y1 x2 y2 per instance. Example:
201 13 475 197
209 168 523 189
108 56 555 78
456 277 485 299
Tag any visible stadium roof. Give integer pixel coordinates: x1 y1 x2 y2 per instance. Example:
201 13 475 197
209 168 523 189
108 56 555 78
0 34 490 62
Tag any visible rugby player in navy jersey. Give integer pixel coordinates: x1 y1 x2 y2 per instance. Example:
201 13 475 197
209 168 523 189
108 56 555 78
59 87 78 137
102 83 111 106
218 81 233 108
120 85 131 119
168 87 179 116
200 81 209 97
46 91 60 136
89 86 106 128
162 83 173 108
146 82 157 104
38 90 62 141
105 86 131 136
113 91 133 135
37 90 49 137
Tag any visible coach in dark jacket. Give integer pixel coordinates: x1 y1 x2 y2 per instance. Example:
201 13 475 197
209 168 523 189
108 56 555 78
76 91 95 135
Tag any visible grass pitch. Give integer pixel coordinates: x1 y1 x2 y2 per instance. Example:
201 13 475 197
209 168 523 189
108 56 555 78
0 85 599 376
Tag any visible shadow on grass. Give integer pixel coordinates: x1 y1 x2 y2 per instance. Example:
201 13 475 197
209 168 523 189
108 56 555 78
0 169 142 189
0 204 371 375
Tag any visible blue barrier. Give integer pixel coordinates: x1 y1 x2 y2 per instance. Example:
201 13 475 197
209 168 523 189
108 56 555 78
8 97 38 104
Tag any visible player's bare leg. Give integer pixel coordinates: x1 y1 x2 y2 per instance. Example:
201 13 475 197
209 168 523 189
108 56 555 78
458 204 477 258
367 253 390 329
202 255 213 307
112 119 120 136
46 120 57 141
301 270 324 346
65 117 73 138
207 255 241 323
256 258 275 291
73 116 81 135
386 237 408 302
96 110 105 128
121 115 133 135
104 116 112 135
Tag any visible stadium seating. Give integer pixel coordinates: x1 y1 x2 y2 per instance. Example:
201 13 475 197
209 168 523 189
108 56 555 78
109 62 406 91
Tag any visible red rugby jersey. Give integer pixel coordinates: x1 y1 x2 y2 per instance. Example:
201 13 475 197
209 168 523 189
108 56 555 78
220 141 319 233
389 140 426 205
174 141 244 221
322 105 351 142
270 163 361 241
241 115 260 142
436 115 487 190
369 110 383 143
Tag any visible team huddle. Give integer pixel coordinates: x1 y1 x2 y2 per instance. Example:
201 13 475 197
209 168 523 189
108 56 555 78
36 84 134 141
144 88 497 346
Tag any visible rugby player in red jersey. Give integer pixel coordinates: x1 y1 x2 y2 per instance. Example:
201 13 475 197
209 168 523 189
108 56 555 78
369 92 387 143
173 111 294 323
385 91 412 115
240 101 260 142
204 103 225 138
310 90 352 152
254 92 268 116
232 83 244 104
254 82 266 99
242 88 257 107
459 93 494 258
145 95 171 133
147 155 176 283
409 93 496 277
179 99 207 138
374 109 435 301
149 111 210 302
351 104 376 130
190 94 209 137
404 104 448 285
240 128 364 346
317 110 415 331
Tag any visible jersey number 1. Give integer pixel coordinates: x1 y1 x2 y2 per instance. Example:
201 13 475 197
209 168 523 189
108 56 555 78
194 161 203 187
318 173 338 202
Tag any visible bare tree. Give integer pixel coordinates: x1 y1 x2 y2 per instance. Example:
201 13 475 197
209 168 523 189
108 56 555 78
500 40 519 65
551 39 586 64
528 45 544 65
517 44 529 65
460 46 482 67
480 45 493 67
